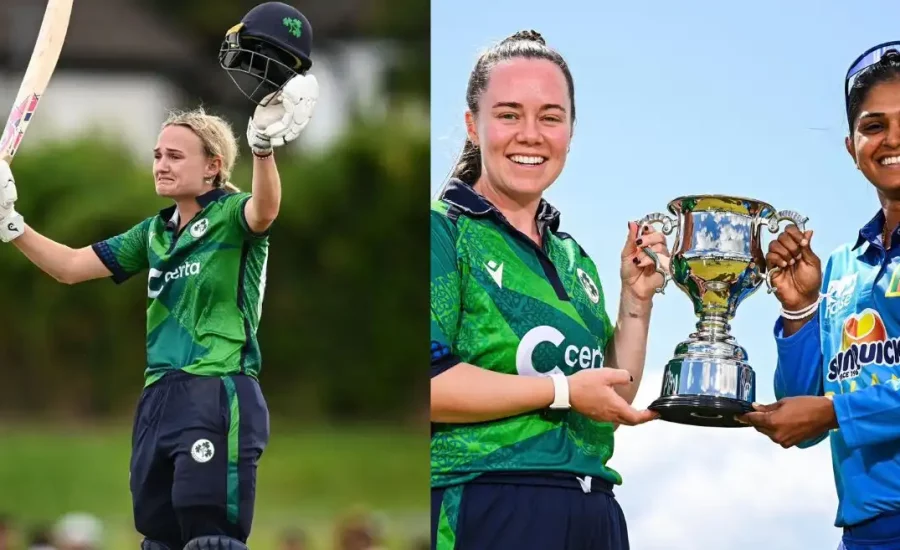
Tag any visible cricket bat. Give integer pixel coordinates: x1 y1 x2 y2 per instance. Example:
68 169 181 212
0 0 74 164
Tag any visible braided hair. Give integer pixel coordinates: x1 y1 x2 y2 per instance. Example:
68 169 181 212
450 30 575 185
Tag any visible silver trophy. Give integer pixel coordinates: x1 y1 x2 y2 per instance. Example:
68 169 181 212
638 195 808 428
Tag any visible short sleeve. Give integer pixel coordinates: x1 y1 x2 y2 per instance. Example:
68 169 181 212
91 218 151 284
431 209 463 378
221 191 268 239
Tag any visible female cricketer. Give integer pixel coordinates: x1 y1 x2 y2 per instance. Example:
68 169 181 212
741 42 900 550
0 54 318 550
430 29 665 550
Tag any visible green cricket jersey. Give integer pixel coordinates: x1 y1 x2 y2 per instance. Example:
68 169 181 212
92 188 269 387
430 180 620 489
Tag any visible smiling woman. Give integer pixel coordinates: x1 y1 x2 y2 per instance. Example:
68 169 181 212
429 30 671 550
740 41 900 550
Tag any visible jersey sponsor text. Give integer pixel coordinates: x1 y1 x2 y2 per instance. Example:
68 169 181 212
148 262 202 298
515 325 603 377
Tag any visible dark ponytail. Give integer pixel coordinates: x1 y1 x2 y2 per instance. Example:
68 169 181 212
449 29 575 185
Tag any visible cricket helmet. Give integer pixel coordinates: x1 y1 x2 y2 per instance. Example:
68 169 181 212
219 2 313 106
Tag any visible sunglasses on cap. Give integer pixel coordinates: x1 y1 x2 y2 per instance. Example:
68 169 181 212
845 41 900 112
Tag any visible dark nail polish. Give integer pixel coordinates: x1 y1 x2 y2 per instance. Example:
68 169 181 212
636 239 643 246
632 257 639 264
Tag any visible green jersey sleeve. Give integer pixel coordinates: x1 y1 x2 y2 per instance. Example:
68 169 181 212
220 191 269 239
92 218 151 284
431 208 462 377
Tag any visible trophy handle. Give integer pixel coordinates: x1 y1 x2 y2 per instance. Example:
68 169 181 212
762 209 810 294
636 212 677 295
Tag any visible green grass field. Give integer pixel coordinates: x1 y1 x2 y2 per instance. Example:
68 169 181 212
0 423 429 549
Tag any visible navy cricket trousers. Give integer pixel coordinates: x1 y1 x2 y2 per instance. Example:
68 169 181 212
431 473 630 550
130 371 269 548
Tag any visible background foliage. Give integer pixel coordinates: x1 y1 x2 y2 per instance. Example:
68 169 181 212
0 117 429 424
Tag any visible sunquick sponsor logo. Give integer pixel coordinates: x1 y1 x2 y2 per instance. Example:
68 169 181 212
148 262 201 298
827 308 900 382
515 325 603 377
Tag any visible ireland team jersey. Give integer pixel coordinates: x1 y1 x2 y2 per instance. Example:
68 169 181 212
92 188 269 387
430 180 619 489
775 210 900 527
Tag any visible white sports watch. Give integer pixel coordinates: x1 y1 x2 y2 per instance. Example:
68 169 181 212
548 372 571 410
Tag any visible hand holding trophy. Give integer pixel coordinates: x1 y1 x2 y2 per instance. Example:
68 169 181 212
620 220 670 301
635 195 810 428
765 225 823 314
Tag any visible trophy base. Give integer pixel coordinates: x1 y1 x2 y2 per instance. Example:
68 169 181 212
649 395 753 428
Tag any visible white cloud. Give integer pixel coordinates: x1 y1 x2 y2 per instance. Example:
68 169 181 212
718 222 749 254
610 377 842 550
690 216 749 255
694 227 717 251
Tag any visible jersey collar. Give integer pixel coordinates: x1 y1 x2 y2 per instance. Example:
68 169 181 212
854 209 890 251
158 188 228 229
439 178 561 232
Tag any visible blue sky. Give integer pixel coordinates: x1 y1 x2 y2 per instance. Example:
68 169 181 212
431 1 900 548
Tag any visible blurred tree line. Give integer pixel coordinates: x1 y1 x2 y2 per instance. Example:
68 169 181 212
0 115 428 423
144 0 429 102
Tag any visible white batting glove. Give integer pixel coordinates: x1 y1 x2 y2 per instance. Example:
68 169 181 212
0 160 23 243
246 115 273 157
258 74 319 147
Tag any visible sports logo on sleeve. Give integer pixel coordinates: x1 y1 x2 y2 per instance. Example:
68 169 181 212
827 308 900 382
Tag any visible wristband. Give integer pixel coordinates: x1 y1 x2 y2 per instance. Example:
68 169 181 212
548 372 571 410
781 295 822 321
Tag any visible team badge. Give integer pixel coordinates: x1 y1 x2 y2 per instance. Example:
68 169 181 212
577 268 600 304
191 439 215 463
190 218 209 239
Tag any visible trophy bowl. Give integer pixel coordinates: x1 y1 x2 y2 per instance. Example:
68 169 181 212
639 195 808 428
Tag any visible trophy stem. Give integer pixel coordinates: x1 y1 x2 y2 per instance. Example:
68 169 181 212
694 314 733 342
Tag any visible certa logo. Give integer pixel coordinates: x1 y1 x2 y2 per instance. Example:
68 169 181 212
147 262 201 299
516 326 603 377
827 308 900 382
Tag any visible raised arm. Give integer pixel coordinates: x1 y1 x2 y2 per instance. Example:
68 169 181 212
0 160 111 284
243 73 319 234
604 221 669 404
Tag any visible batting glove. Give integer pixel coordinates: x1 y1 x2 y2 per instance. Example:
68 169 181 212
258 73 319 147
0 160 23 243
246 116 273 157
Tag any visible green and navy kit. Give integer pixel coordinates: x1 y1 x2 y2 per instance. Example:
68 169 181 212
92 188 269 387
430 179 619 489
775 210 900 527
